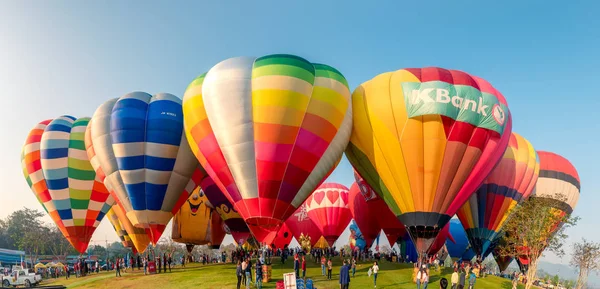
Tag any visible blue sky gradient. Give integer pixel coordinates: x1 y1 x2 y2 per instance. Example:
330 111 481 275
1 1 598 264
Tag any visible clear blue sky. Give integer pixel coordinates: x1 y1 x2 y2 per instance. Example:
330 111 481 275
1 1 598 264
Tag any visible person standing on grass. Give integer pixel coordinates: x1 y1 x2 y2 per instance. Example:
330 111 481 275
115 258 121 277
143 258 147 275
351 258 357 277
168 254 172 273
372 261 379 288
327 258 333 280
321 255 326 276
255 258 263 289
458 268 466 289
241 259 248 287
236 261 243 289
451 268 459 289
163 253 167 273
294 255 300 279
468 271 476 289
301 255 306 279
245 258 252 289
339 260 350 289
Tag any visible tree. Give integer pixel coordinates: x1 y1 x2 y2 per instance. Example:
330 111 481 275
552 274 560 286
570 239 600 289
497 194 578 289
5 207 46 249
46 226 76 262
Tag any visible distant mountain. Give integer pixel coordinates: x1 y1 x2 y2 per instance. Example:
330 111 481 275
535 261 600 289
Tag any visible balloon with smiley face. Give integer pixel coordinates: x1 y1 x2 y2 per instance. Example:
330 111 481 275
171 187 226 247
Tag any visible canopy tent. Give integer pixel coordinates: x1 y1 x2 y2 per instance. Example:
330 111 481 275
34 263 46 270
45 262 56 267
55 262 66 268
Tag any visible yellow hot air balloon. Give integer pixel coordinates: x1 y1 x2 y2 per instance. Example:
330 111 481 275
171 187 226 249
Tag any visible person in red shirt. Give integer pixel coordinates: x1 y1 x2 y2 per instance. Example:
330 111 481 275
301 256 307 279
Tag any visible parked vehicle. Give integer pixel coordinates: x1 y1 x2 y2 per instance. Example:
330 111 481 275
1 268 42 287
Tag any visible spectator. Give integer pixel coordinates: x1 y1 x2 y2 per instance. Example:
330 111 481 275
327 259 333 280
339 260 350 289
451 268 459 289
372 261 379 288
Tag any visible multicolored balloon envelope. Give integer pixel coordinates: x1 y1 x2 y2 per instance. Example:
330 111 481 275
305 183 352 246
85 120 151 253
349 220 367 251
353 172 406 246
182 54 352 242
348 182 382 247
457 133 539 258
445 219 470 261
106 208 134 248
285 203 323 247
346 67 512 255
21 117 114 253
86 93 201 244
517 151 580 268
196 167 251 245
171 187 226 249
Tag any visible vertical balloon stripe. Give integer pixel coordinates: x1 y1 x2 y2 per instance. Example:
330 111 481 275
456 132 539 256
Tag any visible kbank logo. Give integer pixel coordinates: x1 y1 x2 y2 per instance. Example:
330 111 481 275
402 81 508 134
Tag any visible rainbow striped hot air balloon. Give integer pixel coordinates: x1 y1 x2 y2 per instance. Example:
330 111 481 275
21 116 114 253
87 93 202 244
456 133 539 258
346 67 512 256
182 54 352 242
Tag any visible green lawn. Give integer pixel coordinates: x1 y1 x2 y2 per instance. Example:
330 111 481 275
43 259 526 289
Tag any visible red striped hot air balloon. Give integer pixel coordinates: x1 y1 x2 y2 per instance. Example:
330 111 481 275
305 183 352 246
516 151 580 271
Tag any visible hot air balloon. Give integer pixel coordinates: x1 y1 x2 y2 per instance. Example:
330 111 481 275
493 236 514 272
87 93 201 244
270 223 293 249
85 119 151 253
305 183 352 246
445 219 470 262
196 167 251 245
348 182 383 247
285 203 323 247
429 222 451 256
106 208 134 248
354 171 407 246
349 220 367 251
182 54 352 242
396 235 418 263
457 133 539 258
516 151 580 271
346 67 512 256
21 117 114 253
171 187 226 249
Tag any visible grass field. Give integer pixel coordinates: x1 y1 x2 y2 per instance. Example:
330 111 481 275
44 259 526 289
